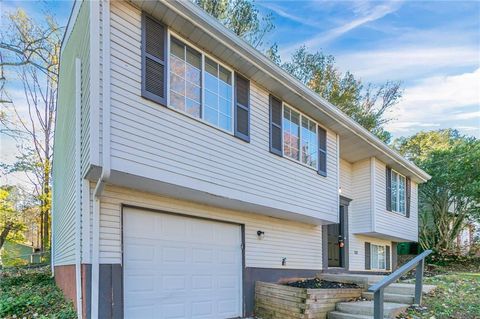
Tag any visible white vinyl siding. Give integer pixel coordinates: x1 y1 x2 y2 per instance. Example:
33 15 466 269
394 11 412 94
339 159 353 199
375 160 418 242
52 0 90 266
348 234 391 272
349 159 372 234
107 1 339 223
96 184 323 269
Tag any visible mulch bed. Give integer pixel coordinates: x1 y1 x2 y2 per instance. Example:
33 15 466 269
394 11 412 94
285 278 360 289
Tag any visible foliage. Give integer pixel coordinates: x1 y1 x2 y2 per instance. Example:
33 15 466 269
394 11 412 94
395 130 480 252
270 46 401 143
0 186 30 251
401 273 480 319
0 266 76 319
0 9 62 251
194 0 274 48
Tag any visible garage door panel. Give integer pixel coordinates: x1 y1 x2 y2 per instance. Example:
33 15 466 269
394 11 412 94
124 208 242 319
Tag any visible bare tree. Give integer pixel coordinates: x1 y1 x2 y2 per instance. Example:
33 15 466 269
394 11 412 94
0 9 62 251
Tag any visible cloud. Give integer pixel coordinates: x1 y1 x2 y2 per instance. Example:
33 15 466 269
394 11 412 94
337 46 479 83
280 1 403 56
386 68 480 137
258 2 321 28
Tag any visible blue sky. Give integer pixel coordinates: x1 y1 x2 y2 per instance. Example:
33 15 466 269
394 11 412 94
257 0 480 138
0 0 479 183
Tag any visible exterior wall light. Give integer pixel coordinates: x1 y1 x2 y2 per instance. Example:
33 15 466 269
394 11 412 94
257 230 265 239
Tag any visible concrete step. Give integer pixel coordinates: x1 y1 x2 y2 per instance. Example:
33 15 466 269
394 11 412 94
362 291 414 304
335 300 409 318
328 311 373 319
318 273 386 288
384 283 436 295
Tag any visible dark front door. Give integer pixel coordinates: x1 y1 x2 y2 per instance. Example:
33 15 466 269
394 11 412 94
327 205 345 267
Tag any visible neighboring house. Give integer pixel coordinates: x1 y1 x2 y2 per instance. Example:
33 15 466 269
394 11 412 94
456 222 477 254
51 1 431 318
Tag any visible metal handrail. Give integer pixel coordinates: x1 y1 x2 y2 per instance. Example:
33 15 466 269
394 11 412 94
368 249 432 319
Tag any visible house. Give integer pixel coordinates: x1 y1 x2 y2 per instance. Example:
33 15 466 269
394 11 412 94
51 1 431 318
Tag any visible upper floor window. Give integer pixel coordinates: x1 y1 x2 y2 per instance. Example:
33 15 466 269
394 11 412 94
391 170 406 214
168 35 234 132
270 97 326 174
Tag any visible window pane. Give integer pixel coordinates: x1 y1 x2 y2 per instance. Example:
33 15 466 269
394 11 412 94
219 65 231 84
186 64 200 84
205 90 218 109
170 73 185 95
170 91 185 111
186 47 201 69
170 38 185 58
301 117 318 168
399 175 406 213
219 113 231 131
186 98 200 118
283 107 300 161
219 97 231 116
170 55 185 77
219 81 232 100
378 246 386 269
391 171 398 211
205 106 218 126
371 245 379 269
186 82 201 102
205 57 217 76
205 73 218 94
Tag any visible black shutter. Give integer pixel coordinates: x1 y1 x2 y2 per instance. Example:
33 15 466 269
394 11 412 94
234 73 250 142
386 167 392 211
406 177 411 218
142 13 167 105
365 242 371 270
318 127 327 176
269 95 282 156
386 246 391 270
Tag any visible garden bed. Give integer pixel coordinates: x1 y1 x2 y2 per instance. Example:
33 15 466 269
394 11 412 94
255 279 363 319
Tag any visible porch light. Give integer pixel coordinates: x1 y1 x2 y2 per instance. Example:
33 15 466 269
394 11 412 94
257 230 265 239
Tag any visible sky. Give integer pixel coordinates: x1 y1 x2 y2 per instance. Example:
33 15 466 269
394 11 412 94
1 0 479 187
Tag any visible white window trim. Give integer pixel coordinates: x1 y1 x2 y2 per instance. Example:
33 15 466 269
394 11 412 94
167 30 235 135
281 103 323 171
371 244 387 270
391 169 407 215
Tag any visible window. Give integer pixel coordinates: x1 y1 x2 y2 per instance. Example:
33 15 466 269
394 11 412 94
391 170 406 214
169 38 202 117
371 244 386 270
282 105 319 169
168 35 233 132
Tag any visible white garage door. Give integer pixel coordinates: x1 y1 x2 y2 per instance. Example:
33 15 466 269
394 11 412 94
123 207 243 319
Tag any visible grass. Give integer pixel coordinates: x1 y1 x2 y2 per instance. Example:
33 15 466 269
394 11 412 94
400 272 480 319
0 265 76 319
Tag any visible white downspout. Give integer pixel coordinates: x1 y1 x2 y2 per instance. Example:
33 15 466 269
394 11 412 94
91 1 111 318
75 57 83 319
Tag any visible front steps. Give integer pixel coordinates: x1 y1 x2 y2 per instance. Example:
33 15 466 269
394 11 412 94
329 301 409 318
322 275 436 319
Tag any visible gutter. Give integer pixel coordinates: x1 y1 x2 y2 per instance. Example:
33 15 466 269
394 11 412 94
91 1 111 318
160 0 431 183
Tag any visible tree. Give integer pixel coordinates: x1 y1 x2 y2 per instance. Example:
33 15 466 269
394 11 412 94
0 186 27 250
0 9 62 251
194 0 274 48
273 47 401 142
394 130 480 252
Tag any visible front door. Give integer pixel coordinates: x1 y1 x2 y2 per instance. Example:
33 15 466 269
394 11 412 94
327 205 345 267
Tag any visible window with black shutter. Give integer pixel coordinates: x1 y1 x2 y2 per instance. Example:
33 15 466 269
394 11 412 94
234 73 250 142
318 127 327 176
269 95 282 156
142 13 167 105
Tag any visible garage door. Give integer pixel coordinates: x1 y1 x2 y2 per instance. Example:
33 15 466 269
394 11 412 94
123 207 243 319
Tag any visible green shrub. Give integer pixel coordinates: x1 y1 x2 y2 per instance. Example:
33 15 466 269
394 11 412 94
0 266 76 319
